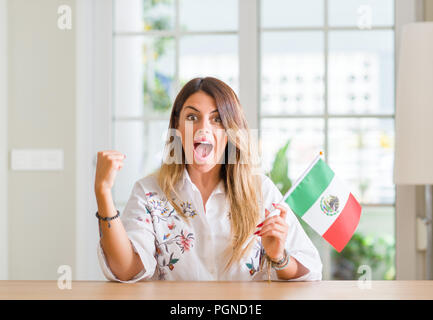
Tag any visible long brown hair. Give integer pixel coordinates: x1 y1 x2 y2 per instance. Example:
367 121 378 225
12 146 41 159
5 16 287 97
157 77 262 270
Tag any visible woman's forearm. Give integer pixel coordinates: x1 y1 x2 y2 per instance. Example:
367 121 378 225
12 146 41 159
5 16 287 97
96 189 144 281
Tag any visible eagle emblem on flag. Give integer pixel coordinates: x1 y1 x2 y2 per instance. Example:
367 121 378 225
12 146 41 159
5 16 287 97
320 195 340 216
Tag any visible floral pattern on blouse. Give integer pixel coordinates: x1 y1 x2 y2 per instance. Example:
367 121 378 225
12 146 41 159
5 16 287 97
97 169 323 282
144 191 198 279
155 228 195 280
180 201 198 218
175 230 194 253
245 240 266 276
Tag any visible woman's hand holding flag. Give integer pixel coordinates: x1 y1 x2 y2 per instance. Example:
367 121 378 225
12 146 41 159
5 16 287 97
254 203 289 261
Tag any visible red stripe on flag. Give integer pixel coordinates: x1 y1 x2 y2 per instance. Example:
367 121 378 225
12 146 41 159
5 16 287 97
322 193 362 252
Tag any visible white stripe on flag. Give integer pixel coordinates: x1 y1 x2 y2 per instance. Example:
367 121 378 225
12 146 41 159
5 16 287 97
301 175 350 236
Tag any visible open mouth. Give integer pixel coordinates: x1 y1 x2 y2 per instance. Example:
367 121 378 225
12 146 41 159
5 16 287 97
193 141 214 161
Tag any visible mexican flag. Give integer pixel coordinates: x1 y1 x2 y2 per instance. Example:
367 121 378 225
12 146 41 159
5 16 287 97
283 153 362 252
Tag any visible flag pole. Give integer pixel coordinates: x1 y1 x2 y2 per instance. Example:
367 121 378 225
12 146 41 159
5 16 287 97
280 150 324 204
264 151 324 221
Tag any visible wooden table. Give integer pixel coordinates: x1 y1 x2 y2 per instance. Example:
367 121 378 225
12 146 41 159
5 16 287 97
1 280 433 300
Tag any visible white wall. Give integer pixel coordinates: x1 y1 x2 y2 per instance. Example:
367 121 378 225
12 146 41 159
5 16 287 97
7 0 76 280
4 0 111 281
0 0 8 280
394 0 431 280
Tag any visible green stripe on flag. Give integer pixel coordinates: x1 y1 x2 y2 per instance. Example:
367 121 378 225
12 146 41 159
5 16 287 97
285 159 334 217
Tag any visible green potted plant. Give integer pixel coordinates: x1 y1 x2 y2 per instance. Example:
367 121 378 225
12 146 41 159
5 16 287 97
331 231 395 280
266 139 292 195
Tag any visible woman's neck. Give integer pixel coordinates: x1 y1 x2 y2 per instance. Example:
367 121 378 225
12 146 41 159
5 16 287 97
186 164 222 191
186 164 222 210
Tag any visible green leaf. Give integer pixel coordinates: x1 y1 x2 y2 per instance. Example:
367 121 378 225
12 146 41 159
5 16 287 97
170 258 179 264
332 231 395 280
245 263 253 269
269 139 292 195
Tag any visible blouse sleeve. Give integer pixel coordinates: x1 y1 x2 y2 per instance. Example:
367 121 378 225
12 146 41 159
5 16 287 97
260 175 323 281
97 180 158 283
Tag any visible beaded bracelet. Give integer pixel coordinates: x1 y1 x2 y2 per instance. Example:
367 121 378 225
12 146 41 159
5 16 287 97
268 249 290 271
95 210 120 228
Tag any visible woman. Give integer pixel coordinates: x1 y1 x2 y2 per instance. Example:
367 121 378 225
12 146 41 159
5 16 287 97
95 77 322 282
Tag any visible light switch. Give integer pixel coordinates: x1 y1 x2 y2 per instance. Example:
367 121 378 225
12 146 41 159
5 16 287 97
11 149 64 171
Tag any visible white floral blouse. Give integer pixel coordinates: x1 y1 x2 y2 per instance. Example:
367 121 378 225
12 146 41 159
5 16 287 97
97 168 323 282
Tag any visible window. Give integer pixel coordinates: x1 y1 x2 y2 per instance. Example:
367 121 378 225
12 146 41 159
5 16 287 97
112 0 239 205
260 0 395 280
112 0 396 280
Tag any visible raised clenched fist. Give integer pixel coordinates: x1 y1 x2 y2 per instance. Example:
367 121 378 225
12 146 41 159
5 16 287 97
94 150 126 195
